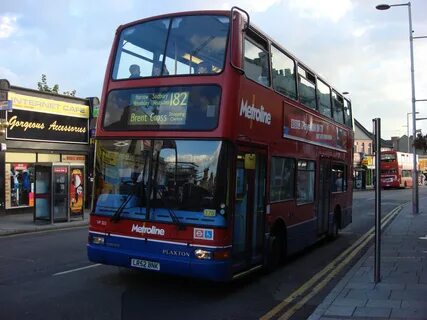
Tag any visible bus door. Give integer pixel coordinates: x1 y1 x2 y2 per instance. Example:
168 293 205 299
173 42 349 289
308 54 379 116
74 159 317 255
232 147 266 272
317 159 331 234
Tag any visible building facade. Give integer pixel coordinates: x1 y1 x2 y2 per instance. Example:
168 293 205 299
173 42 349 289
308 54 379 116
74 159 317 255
353 119 392 189
0 79 97 221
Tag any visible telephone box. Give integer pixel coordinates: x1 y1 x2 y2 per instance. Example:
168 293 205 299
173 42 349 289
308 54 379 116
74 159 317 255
34 163 85 223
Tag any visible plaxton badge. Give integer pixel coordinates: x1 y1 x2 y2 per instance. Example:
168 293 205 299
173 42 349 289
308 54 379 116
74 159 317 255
131 224 165 236
162 249 190 257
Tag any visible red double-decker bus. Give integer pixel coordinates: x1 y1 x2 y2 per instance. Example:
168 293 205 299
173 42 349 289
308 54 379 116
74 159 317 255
87 8 354 281
380 151 414 188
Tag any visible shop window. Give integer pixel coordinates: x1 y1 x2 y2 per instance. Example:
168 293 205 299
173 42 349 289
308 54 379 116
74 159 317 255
7 163 35 208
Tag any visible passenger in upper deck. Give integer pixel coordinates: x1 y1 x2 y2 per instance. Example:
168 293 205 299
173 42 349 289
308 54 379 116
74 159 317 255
196 61 211 74
129 64 141 78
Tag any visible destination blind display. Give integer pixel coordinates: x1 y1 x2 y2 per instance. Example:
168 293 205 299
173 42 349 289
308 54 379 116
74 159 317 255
128 91 189 126
103 85 221 131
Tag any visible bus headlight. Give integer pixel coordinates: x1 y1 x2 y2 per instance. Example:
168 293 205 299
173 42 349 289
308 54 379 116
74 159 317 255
194 249 212 260
91 236 105 245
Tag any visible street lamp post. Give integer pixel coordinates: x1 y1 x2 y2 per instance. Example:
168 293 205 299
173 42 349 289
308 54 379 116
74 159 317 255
407 112 419 152
376 2 419 214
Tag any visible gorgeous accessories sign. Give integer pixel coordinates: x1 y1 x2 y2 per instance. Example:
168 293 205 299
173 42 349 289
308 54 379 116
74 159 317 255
6 109 88 143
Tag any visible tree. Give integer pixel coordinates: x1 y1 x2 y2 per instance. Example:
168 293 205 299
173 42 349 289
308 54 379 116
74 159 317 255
413 132 427 153
37 74 76 96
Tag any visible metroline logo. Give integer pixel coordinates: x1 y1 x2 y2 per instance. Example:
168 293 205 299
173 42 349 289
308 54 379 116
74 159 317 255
239 99 271 125
131 224 165 236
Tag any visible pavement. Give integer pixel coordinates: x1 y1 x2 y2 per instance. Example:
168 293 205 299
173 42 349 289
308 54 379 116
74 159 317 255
309 197 427 320
0 210 89 236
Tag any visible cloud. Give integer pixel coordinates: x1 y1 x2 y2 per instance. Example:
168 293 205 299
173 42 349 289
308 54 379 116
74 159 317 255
288 0 352 23
0 66 19 83
352 23 375 38
0 14 18 38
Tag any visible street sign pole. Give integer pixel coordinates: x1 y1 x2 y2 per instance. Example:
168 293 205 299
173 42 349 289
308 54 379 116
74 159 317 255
373 118 382 283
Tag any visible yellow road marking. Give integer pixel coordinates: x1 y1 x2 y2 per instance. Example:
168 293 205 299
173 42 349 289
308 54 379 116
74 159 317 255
260 205 402 320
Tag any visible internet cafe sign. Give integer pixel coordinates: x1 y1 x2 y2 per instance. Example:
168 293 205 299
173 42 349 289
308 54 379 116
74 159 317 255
6 92 89 144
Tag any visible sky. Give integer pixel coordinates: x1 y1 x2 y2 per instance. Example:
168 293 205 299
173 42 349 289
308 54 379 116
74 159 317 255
1 0 426 139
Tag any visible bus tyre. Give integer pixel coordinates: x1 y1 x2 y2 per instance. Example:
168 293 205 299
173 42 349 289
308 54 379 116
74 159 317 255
266 234 282 272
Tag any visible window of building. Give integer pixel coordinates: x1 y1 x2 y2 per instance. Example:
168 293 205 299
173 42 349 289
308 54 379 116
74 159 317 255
271 45 297 100
6 163 35 209
296 160 315 204
270 157 295 202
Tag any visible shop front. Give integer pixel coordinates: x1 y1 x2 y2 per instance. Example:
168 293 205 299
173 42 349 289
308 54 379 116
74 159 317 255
0 84 96 222
353 152 375 190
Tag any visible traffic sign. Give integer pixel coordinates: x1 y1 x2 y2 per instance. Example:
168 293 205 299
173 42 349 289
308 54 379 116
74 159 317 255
0 100 12 111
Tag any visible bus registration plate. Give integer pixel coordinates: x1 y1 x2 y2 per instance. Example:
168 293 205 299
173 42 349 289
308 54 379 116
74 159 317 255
131 258 160 271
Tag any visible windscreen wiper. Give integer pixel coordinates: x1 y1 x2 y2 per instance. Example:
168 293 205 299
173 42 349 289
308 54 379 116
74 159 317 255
111 191 134 222
152 182 185 230
166 205 185 230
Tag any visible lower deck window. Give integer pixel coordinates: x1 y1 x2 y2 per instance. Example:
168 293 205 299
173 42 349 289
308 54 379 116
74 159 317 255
332 163 347 192
296 160 315 204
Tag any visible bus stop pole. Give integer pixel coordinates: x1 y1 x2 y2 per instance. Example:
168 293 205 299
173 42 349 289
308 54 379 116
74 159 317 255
373 118 381 283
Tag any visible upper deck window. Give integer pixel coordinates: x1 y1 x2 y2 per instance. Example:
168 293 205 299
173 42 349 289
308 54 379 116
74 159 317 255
344 99 352 128
271 46 297 100
317 79 332 118
112 15 229 79
381 153 396 162
298 66 317 110
332 91 344 124
243 34 270 87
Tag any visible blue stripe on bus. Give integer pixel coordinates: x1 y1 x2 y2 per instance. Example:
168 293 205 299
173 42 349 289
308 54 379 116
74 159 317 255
87 233 231 281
